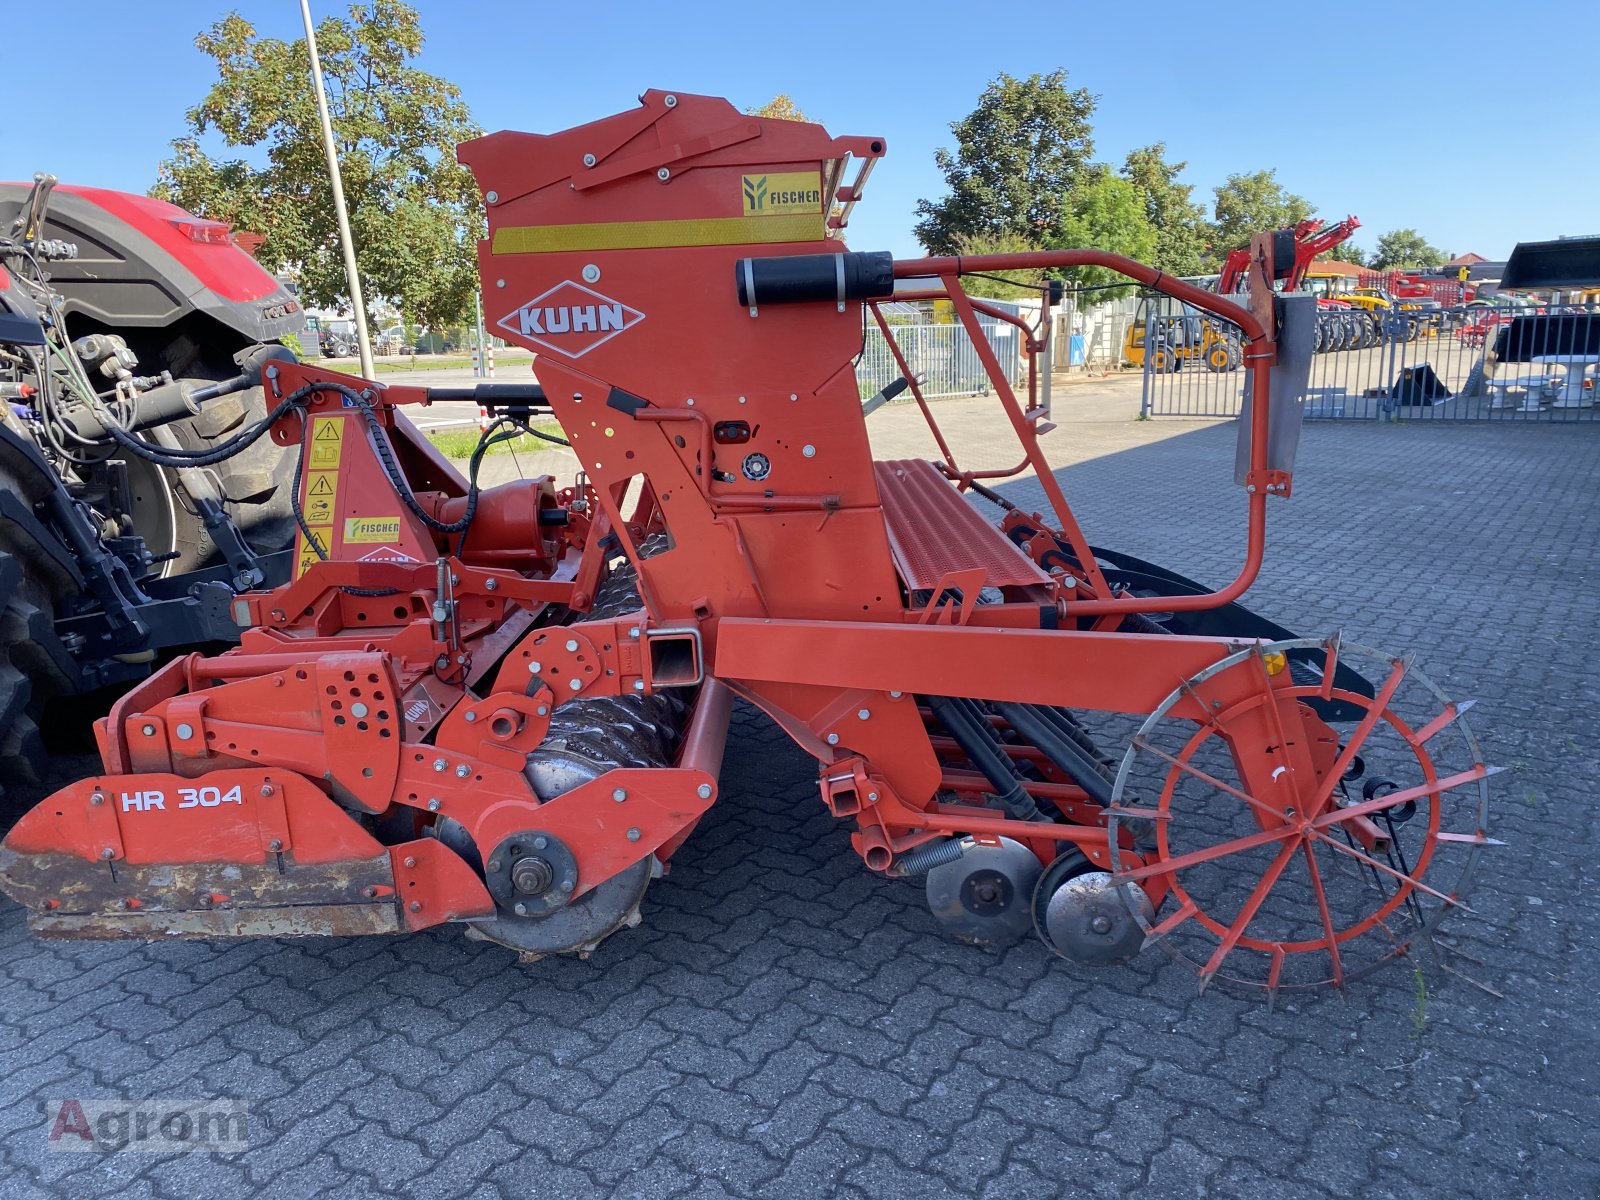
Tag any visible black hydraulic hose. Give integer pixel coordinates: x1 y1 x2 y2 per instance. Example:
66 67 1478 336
927 695 1042 822
993 702 1115 808
1035 705 1118 778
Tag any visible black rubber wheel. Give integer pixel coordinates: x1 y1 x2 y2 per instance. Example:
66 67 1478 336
0 454 78 804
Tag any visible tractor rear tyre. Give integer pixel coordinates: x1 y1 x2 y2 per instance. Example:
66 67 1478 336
0 457 77 806
122 377 299 576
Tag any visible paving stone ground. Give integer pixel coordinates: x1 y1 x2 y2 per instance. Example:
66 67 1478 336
1 408 1596 1199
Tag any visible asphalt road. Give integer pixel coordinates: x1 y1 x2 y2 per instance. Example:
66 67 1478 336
1 414 1595 1198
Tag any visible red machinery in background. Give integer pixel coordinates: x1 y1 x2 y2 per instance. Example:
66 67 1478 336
0 93 1495 996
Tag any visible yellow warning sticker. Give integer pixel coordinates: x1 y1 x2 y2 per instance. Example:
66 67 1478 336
344 516 403 544
309 415 344 469
294 529 330 576
297 464 342 578
304 493 336 526
741 172 824 217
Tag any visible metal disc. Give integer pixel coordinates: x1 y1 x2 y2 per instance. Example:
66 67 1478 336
925 836 1042 945
1041 870 1153 967
468 856 652 957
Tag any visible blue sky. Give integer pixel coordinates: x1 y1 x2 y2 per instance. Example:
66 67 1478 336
10 1 1595 262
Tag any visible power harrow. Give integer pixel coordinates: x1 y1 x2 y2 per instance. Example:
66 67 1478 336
0 92 1498 996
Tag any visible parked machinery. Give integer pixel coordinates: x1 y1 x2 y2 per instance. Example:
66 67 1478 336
0 94 1496 996
0 175 301 794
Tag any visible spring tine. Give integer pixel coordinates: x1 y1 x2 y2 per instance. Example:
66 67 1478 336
1265 945 1286 1012
1198 837 1298 988
1319 632 1342 701
1412 698 1477 746
1311 831 1472 911
1426 935 1505 999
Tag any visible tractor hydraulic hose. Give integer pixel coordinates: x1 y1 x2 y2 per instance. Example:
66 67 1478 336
926 695 1042 822
992 702 1114 808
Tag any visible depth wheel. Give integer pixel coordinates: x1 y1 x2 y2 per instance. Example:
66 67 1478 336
1106 638 1495 996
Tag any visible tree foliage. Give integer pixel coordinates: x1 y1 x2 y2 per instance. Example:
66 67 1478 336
1370 228 1446 270
1049 172 1157 301
152 1 483 329
748 95 809 122
1211 170 1313 257
950 231 1049 301
1119 143 1210 276
914 70 1097 255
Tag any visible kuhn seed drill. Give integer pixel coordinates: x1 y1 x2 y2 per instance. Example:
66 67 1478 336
0 92 1496 996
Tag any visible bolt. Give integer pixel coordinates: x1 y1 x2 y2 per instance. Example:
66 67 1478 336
260 784 274 797
403 856 417 869
464 710 476 723
657 167 671 181
90 793 104 806
697 783 713 800
857 708 870 721
613 788 628 803
633 680 645 692
889 690 903 699
486 190 499 204
433 758 447 772
528 660 543 674
197 894 213 908
409 901 423 913
485 577 498 591
789 393 798 401
867 792 879 802
664 94 677 107
583 152 597 167
456 764 471 778
141 723 156 737
738 395 747 404
565 639 579 652
561 878 575 892
267 838 283 852
363 886 378 898
628 626 641 639
496 278 505 288
537 705 549 716
514 902 528 916
351 702 369 719
488 858 502 872
685 397 695 406
427 799 441 812
826 733 839 745
582 264 600 283
511 856 554 894
802 444 816 458
100 848 115 860
627 827 641 842
1091 915 1113 935
176 723 194 740
534 836 548 850
1247 484 1257 493
569 678 582 692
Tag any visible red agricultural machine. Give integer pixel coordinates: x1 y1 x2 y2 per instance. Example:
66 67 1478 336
0 92 1497 997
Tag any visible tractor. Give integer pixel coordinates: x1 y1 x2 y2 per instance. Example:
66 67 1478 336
0 94 1495 998
0 174 301 794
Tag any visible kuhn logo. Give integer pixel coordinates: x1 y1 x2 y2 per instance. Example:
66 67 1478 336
497 281 644 358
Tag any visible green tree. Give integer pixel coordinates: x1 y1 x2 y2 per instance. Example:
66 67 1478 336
1370 229 1446 270
153 1 483 331
1119 143 1210 276
1048 172 1157 301
748 95 809 122
914 70 1097 255
951 231 1048 301
1211 170 1314 256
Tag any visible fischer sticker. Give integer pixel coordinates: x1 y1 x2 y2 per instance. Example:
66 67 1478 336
344 516 403 544
741 172 823 217
496 280 643 359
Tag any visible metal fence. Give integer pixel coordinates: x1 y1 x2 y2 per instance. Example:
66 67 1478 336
858 301 1024 400
1140 301 1600 421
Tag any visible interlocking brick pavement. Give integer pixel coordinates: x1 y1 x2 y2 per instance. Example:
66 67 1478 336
2 414 1596 1198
